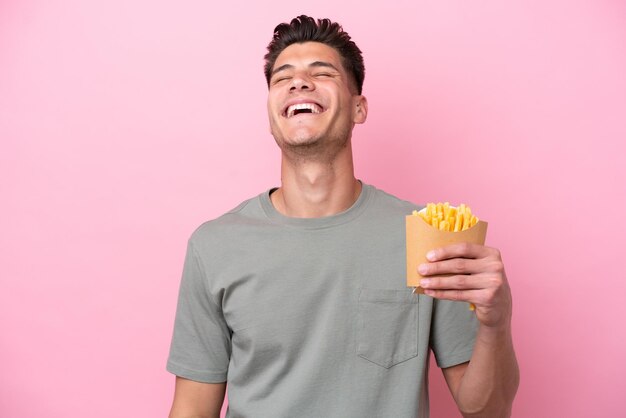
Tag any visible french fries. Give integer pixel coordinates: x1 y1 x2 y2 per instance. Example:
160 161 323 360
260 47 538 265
412 202 479 232
411 202 480 310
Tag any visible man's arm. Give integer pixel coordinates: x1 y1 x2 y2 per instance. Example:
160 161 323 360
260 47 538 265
419 243 520 417
442 326 518 417
168 377 226 418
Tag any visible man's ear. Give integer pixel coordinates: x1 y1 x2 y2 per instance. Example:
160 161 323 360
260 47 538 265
353 95 368 124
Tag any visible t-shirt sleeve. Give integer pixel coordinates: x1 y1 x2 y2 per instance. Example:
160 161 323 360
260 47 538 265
429 299 478 368
166 239 231 383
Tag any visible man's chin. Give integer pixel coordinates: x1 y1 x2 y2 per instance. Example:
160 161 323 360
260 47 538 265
273 134 325 155
274 131 321 148
280 138 321 151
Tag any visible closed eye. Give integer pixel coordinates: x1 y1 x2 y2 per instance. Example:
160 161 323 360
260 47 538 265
272 76 291 85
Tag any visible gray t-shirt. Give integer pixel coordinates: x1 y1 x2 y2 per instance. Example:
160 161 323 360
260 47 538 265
167 183 478 417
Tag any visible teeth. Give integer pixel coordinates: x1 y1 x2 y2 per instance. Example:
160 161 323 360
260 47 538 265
286 103 322 118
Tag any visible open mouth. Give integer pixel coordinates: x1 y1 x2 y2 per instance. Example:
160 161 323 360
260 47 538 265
283 102 325 118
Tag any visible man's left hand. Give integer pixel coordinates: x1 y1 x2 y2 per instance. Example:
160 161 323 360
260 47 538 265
418 243 512 329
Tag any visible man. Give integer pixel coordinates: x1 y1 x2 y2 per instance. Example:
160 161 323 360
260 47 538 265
167 15 519 418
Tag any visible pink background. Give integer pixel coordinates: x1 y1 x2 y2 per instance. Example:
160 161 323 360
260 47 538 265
2 1 625 417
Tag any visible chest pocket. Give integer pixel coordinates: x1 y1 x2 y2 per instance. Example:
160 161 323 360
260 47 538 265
356 288 419 368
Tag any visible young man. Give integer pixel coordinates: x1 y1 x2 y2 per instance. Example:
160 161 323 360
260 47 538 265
167 15 519 418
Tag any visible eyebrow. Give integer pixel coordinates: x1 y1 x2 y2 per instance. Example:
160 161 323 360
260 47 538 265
271 61 340 77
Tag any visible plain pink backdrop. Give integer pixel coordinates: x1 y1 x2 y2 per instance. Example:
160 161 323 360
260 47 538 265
2 1 625 417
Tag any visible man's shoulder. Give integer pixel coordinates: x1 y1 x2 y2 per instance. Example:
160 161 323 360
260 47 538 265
189 190 269 244
367 184 424 214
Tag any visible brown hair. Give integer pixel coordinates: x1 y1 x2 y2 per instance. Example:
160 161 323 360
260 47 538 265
264 15 365 94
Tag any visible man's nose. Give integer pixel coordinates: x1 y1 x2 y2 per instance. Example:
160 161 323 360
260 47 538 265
289 74 315 91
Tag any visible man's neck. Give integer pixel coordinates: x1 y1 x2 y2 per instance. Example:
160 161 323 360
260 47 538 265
271 143 361 218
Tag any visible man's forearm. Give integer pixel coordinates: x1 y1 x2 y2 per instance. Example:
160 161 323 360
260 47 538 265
169 415 216 418
455 324 520 417
169 378 225 418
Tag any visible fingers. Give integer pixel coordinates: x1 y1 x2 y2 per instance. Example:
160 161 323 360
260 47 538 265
419 271 509 318
419 244 504 277
422 288 483 304
417 244 512 327
426 242 500 262
418 257 484 276
419 274 494 291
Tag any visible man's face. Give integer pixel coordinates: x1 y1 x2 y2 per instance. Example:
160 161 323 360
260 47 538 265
267 42 367 155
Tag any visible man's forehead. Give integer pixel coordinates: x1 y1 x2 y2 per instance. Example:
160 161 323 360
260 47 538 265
273 42 343 70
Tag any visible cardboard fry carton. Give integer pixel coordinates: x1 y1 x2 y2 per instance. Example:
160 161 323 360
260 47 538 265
406 211 488 292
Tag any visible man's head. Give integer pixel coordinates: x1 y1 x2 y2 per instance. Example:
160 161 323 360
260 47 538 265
264 15 365 95
264 16 368 161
